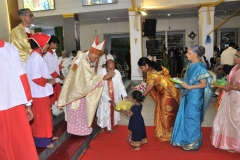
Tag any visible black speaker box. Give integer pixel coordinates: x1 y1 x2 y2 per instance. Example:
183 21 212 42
146 40 158 49
143 19 157 36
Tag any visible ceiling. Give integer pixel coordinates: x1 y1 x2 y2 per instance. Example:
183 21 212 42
31 1 240 29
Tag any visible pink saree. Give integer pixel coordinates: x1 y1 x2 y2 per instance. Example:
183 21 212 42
211 65 240 152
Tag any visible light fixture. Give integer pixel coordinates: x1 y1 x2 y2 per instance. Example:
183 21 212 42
168 14 170 16
140 11 147 16
107 18 110 20
31 24 35 26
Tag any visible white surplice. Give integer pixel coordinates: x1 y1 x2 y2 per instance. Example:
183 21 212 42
58 56 71 83
0 41 31 110
97 68 127 130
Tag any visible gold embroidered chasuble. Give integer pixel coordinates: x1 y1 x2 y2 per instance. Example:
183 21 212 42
58 51 104 127
9 23 34 62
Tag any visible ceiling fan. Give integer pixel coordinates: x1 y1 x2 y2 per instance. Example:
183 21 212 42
220 11 228 19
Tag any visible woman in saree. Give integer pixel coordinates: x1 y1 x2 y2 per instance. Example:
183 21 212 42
211 49 240 153
137 57 180 142
170 45 212 151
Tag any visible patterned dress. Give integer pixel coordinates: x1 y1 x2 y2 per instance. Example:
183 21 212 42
127 104 147 147
67 97 93 136
147 66 180 142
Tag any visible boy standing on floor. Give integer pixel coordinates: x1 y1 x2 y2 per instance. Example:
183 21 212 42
43 35 64 118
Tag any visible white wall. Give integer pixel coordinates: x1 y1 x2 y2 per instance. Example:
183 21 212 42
79 21 129 51
79 17 200 53
0 0 10 41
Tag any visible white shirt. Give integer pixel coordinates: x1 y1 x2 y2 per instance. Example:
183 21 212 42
96 68 127 130
221 47 237 65
43 50 60 83
98 68 127 101
58 56 71 68
0 41 30 110
26 51 53 98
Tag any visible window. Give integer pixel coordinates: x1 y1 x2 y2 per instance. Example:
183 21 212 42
147 32 165 62
220 28 238 51
167 31 185 50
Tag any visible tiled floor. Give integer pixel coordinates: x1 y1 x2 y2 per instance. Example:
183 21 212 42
118 89 218 127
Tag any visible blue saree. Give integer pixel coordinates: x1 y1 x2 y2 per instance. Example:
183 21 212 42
170 62 212 150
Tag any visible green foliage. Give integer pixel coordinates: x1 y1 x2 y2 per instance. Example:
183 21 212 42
34 28 42 33
54 27 64 52
111 37 130 65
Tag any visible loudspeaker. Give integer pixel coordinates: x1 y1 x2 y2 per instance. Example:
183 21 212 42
143 19 157 36
146 40 158 49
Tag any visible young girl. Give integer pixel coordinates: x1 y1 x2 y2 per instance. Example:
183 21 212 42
122 90 147 150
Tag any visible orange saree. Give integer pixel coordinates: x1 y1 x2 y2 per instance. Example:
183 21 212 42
147 67 180 142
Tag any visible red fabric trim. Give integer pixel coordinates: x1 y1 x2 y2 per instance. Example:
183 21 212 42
31 97 52 138
0 105 38 160
48 49 54 54
20 74 32 101
107 78 115 129
51 71 59 78
0 40 4 48
26 32 32 38
30 49 43 56
50 82 61 104
33 77 47 87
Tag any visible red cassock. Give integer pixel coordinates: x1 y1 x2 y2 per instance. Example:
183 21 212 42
0 40 38 160
26 49 53 146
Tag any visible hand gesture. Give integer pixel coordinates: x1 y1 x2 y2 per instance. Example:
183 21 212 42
222 85 232 92
57 106 64 110
25 106 34 121
103 71 116 80
112 102 117 108
59 75 65 80
181 82 191 89
48 78 55 85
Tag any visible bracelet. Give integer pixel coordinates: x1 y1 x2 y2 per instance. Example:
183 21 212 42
234 86 237 90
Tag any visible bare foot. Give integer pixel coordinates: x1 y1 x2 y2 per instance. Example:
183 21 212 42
52 136 58 141
46 143 54 148
132 147 140 150
99 128 105 133
110 129 115 133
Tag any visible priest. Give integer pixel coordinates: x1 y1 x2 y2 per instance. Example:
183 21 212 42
97 59 128 133
9 8 34 62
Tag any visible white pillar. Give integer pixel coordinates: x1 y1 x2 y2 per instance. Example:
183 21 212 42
128 11 143 80
199 7 215 61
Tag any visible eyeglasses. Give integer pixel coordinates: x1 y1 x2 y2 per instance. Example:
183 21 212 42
24 14 34 18
234 54 240 58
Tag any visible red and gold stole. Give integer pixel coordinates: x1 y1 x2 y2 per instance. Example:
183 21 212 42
26 32 32 38
107 78 115 128
94 58 99 73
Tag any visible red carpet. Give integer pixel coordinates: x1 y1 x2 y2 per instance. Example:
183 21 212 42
80 125 239 160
